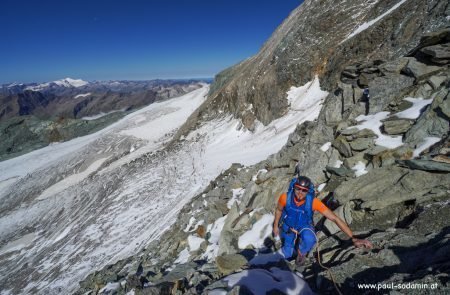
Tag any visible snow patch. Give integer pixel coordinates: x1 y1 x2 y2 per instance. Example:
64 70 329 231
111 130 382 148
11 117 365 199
54 226 72 243
188 235 205 252
227 188 245 209
98 282 120 294
286 76 328 111
317 183 326 192
184 217 196 232
37 157 108 200
56 78 88 88
395 97 433 119
74 93 91 99
343 0 408 42
238 214 274 249
203 215 227 260
333 160 343 168
413 137 441 158
320 142 331 152
353 112 403 149
81 109 125 121
252 169 268 181
174 248 190 264
352 161 368 177
0 233 36 255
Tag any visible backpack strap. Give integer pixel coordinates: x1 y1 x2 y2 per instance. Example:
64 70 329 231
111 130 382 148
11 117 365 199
288 177 297 194
305 193 314 226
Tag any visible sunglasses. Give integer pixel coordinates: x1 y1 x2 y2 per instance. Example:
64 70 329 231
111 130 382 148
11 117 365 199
294 187 308 193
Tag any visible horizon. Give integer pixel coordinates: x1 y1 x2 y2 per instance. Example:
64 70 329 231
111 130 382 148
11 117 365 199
0 0 302 84
2 76 215 86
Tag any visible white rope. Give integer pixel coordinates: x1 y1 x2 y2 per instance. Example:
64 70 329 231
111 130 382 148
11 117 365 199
292 227 344 295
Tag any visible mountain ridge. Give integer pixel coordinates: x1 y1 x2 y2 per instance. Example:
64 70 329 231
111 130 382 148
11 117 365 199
205 0 448 130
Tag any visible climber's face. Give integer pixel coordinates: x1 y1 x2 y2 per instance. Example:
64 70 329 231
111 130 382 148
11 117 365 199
294 186 308 201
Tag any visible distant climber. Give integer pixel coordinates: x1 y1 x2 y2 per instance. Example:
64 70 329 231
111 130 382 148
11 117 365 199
363 87 370 99
272 175 373 266
362 87 370 115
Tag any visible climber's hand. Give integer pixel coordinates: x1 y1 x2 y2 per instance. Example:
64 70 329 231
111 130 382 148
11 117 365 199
273 226 280 237
353 238 373 249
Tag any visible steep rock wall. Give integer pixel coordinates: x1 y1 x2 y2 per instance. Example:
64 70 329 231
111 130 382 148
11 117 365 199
207 0 448 129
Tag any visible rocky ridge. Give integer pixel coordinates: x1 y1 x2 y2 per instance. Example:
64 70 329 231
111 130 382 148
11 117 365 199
76 28 450 294
203 0 448 131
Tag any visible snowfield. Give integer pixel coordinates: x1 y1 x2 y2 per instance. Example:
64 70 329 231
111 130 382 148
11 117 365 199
0 80 328 294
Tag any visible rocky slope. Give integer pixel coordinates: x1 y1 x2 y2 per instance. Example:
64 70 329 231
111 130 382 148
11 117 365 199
74 2 450 294
204 0 448 130
76 30 449 295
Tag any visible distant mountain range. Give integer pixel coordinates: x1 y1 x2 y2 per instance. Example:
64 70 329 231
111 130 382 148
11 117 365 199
1 77 213 96
0 78 211 121
0 78 210 161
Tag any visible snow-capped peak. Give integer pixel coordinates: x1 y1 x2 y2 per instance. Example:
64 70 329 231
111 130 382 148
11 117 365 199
25 78 89 91
54 78 88 88
6 82 24 88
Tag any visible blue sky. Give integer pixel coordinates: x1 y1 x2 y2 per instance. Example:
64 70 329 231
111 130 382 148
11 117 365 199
0 0 302 84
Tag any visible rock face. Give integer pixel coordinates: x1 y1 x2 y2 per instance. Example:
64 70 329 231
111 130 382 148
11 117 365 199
203 0 447 129
75 25 450 294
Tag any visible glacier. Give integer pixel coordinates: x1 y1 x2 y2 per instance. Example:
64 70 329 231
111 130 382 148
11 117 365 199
0 79 328 294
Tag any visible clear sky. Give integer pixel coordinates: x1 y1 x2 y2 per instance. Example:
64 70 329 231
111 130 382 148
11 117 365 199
0 0 302 84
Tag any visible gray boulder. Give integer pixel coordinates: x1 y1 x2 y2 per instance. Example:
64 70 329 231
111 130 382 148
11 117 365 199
325 165 354 177
404 87 449 145
218 202 241 256
343 153 368 170
334 166 450 210
420 43 450 64
215 253 248 275
428 75 448 90
322 92 344 126
396 159 450 172
368 75 415 114
378 58 409 75
349 138 374 152
332 136 352 158
382 119 414 135
437 90 450 119
402 57 442 81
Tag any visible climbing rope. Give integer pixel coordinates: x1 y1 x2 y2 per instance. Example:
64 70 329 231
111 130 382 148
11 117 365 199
291 227 344 295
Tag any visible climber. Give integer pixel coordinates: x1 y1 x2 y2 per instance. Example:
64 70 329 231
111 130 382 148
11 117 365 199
362 87 370 115
272 176 373 265
362 87 370 100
